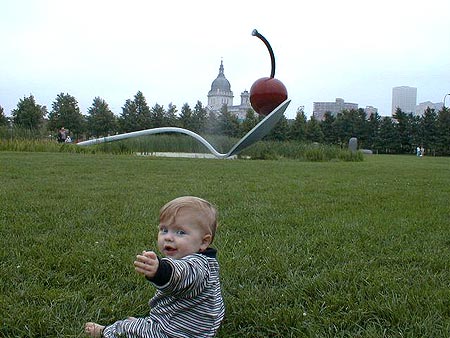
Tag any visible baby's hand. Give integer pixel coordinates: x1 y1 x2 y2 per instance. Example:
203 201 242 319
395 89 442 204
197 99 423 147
134 250 159 278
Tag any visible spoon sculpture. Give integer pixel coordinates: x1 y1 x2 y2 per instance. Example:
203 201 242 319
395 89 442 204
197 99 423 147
77 99 290 158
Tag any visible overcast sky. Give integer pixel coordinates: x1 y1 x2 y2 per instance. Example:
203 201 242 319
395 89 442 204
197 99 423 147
1 0 449 119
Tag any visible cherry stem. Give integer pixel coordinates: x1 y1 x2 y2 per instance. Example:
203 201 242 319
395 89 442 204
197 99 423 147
252 29 276 78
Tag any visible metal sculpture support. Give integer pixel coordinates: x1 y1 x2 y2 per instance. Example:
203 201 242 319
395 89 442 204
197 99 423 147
77 99 290 158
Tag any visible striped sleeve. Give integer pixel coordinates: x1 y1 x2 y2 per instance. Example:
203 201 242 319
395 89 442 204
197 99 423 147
148 254 225 337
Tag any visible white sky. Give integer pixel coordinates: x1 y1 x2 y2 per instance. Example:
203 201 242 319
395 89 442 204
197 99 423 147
1 0 449 119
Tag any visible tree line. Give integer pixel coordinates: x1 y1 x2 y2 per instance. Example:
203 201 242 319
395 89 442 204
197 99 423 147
1 91 450 156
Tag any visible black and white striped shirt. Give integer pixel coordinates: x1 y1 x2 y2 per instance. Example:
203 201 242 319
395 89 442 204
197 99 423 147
147 248 225 338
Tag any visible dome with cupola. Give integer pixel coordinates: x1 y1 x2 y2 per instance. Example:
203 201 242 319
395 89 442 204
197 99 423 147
206 60 252 120
210 60 231 92
207 60 234 111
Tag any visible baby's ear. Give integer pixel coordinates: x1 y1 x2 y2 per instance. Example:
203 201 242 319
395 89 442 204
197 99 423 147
201 234 212 250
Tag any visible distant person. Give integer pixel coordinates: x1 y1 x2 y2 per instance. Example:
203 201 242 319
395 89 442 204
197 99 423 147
57 127 67 143
420 146 424 157
65 135 72 143
85 196 225 338
416 146 421 157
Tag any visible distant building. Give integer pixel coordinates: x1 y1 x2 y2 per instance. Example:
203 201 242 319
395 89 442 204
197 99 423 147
207 60 252 120
228 90 252 120
392 86 417 115
364 106 378 118
313 98 358 120
415 101 443 116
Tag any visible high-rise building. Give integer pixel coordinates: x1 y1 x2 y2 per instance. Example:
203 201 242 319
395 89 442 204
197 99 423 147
312 98 358 120
391 86 417 114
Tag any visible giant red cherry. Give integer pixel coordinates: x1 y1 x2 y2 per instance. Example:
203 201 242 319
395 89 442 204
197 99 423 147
250 29 288 116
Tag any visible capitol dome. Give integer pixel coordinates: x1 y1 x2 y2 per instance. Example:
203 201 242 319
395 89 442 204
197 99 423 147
207 60 234 111
209 61 231 92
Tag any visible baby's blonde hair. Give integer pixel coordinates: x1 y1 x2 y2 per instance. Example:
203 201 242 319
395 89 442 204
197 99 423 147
159 196 218 242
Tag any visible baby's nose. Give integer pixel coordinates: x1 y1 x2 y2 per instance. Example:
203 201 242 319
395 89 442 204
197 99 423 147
164 232 174 241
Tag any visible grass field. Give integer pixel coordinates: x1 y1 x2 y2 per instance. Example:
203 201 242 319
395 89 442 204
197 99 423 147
1 152 449 337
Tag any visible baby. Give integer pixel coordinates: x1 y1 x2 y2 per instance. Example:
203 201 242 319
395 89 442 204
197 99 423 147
85 196 224 337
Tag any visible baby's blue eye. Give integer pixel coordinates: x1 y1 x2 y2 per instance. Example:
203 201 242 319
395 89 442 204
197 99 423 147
160 228 168 233
176 230 186 235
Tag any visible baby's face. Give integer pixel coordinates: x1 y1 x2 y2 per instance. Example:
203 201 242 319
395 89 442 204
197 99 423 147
157 209 211 259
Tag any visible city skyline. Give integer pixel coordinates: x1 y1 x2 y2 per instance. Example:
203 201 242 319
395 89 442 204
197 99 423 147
1 0 449 120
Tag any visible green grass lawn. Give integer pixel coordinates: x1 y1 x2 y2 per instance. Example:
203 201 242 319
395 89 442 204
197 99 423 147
1 152 449 337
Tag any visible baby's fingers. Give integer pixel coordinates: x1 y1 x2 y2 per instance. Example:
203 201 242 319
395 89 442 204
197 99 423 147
142 251 158 261
134 260 151 275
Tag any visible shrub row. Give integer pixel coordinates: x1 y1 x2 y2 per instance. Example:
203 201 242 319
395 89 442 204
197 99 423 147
0 135 363 162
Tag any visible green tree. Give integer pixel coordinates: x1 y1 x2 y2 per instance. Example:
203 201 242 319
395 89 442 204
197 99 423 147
392 108 413 153
420 107 438 155
409 114 422 150
134 91 151 130
241 109 258 135
86 97 117 137
378 117 397 153
150 103 166 128
320 112 336 144
354 109 369 148
119 91 151 132
48 93 84 137
0 105 10 127
119 99 138 132
205 109 219 135
333 109 366 147
179 103 195 130
289 107 307 142
217 105 240 137
306 116 324 143
12 95 47 130
436 106 450 155
366 112 381 152
166 103 178 127
191 101 208 134
266 115 290 141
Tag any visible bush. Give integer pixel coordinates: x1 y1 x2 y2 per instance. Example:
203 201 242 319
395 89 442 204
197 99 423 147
0 132 363 162
304 147 325 161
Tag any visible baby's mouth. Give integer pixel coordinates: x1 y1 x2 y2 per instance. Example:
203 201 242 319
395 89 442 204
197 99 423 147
164 245 177 253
